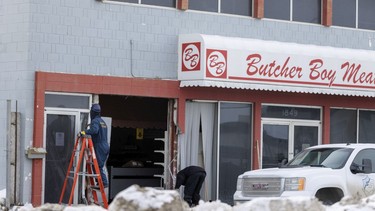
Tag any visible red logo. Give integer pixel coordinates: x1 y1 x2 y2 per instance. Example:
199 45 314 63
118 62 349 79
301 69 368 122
182 42 201 71
206 49 227 78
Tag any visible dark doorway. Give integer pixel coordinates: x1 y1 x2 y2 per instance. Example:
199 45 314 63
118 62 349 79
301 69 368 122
99 95 170 201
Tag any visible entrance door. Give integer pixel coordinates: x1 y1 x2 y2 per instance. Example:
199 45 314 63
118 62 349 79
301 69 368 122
43 111 79 203
261 121 320 168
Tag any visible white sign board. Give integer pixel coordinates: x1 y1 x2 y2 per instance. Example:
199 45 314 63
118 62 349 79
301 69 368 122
178 34 375 97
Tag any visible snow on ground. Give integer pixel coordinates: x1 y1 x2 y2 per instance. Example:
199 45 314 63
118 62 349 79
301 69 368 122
2 186 375 211
233 196 325 211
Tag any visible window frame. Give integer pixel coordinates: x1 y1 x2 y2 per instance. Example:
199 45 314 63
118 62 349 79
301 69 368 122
264 0 322 24
103 0 178 8
332 0 375 30
331 0 356 28
220 0 253 17
44 92 92 111
291 0 322 24
188 0 253 17
330 108 375 144
188 0 219 12
264 0 290 21
357 0 375 30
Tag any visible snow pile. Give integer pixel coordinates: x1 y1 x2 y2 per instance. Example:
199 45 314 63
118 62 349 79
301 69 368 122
193 200 232 211
11 204 34 211
327 194 375 211
108 185 189 211
11 203 107 211
0 189 6 210
0 189 5 206
4 186 375 211
233 196 325 211
63 205 107 211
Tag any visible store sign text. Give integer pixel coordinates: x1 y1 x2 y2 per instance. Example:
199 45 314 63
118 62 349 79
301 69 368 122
245 53 374 87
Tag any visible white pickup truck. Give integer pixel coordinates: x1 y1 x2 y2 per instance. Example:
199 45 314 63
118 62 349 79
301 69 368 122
234 143 375 205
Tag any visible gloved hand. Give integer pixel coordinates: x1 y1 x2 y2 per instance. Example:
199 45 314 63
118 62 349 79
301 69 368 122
78 131 86 137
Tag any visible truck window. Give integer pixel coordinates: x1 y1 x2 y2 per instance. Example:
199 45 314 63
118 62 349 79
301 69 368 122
351 149 375 173
286 148 353 169
321 148 353 169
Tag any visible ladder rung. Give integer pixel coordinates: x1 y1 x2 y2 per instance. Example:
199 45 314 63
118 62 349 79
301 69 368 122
77 172 99 177
90 185 101 189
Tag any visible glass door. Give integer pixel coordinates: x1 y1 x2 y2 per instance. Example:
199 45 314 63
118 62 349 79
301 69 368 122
262 123 289 168
43 111 79 203
218 102 252 205
293 124 319 155
261 121 320 168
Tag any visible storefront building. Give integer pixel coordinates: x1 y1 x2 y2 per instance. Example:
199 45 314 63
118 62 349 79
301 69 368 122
1 0 375 207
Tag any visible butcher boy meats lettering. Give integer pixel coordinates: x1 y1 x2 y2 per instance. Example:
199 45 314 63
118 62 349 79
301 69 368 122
246 53 375 87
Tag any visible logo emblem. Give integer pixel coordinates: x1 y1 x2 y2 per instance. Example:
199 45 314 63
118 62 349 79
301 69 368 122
252 183 269 190
363 175 375 196
182 42 201 71
206 49 227 78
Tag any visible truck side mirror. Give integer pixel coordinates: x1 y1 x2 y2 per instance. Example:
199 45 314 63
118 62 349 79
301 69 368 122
350 163 364 174
278 158 288 167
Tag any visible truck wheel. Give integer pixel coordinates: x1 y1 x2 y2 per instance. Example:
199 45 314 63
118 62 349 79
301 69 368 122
315 188 343 205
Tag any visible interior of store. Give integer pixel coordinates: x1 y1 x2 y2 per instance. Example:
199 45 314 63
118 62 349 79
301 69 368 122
99 95 169 201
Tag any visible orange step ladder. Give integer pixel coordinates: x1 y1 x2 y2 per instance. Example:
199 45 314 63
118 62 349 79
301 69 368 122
59 134 108 208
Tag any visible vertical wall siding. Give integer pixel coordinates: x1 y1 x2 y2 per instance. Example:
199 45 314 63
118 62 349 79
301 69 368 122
0 0 34 202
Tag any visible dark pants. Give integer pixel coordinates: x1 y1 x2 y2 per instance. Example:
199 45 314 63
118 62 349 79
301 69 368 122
95 149 109 187
183 172 206 206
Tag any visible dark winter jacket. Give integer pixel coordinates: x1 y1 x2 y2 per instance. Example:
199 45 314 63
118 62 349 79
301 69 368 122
175 166 206 189
85 112 109 159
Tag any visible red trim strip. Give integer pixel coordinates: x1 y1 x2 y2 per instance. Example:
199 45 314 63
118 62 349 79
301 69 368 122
32 72 182 206
253 0 264 19
322 0 332 26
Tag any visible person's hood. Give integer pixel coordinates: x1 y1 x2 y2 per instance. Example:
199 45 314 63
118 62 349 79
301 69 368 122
90 111 100 120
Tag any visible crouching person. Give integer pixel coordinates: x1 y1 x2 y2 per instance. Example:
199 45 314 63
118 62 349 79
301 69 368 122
175 166 206 207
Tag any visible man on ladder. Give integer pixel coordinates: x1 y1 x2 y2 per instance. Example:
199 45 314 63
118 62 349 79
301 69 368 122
84 103 110 189
59 103 110 208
